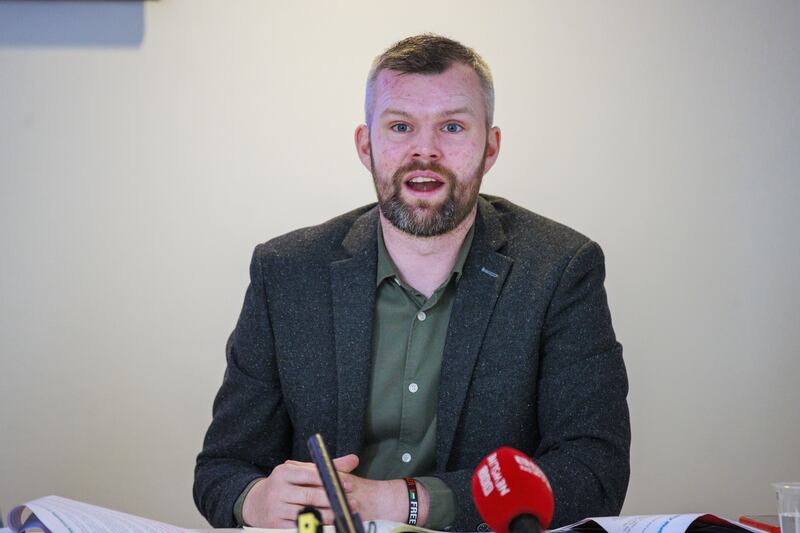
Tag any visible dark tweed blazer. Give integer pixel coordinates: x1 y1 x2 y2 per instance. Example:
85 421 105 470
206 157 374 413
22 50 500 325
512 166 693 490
194 195 630 530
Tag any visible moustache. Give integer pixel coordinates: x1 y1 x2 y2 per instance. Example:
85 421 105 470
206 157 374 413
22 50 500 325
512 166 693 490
391 161 457 185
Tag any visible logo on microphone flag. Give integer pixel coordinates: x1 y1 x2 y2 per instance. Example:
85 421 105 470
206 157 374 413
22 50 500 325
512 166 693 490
477 464 494 496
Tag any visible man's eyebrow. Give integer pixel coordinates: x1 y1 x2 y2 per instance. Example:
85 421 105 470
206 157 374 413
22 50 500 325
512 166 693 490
381 108 412 118
379 107 476 118
437 107 474 117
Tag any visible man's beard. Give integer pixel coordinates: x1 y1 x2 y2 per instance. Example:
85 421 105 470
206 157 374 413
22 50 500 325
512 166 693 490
371 149 486 237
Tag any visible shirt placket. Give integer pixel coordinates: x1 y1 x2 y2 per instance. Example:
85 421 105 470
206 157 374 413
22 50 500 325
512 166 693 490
396 284 446 471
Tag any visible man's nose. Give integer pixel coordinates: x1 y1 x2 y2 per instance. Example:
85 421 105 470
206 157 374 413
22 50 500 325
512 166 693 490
411 129 441 161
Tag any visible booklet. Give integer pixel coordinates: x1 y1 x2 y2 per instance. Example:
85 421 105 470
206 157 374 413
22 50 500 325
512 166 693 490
245 514 765 533
3 494 767 533
550 514 763 533
3 496 431 533
5 495 186 533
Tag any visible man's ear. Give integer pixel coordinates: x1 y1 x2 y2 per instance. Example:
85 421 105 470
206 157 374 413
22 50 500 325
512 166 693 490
354 124 372 171
483 126 502 175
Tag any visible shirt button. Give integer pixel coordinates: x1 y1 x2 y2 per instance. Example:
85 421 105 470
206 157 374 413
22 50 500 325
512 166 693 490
408 383 419 393
416 311 427 321
401 452 412 463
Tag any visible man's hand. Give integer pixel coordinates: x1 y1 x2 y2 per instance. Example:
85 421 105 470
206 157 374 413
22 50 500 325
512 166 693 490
242 455 432 528
242 454 359 528
337 474 430 526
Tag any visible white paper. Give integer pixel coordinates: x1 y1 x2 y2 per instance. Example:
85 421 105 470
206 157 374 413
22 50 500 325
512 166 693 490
8 495 187 533
550 514 763 533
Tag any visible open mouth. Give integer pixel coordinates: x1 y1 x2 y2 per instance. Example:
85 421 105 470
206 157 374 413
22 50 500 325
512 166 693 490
405 174 446 193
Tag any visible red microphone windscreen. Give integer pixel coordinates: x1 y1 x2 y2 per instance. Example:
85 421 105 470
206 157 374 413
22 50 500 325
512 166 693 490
471 447 555 533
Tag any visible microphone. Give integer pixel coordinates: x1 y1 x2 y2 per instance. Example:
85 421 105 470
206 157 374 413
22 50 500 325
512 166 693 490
471 447 554 533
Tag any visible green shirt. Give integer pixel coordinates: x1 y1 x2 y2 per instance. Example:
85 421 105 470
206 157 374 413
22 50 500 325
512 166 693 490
352 222 475 529
235 222 475 528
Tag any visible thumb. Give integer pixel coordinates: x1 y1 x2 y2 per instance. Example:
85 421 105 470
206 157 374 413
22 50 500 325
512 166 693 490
332 454 360 473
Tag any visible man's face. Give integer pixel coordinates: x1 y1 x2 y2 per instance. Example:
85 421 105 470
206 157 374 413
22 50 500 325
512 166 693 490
355 63 501 236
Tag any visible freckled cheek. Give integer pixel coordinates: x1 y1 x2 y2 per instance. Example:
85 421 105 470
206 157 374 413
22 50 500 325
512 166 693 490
445 143 484 172
373 146 405 174
378 146 402 162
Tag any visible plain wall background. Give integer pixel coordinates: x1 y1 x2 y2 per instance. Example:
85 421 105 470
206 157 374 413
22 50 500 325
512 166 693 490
1 1 798 528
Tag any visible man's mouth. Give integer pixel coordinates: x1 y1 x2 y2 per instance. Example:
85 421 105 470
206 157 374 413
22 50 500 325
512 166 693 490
405 174 445 193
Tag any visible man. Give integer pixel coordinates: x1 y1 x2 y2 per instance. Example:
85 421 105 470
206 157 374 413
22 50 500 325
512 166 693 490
194 34 630 530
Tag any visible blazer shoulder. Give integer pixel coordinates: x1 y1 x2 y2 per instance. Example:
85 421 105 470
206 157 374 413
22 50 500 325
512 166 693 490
253 203 378 265
482 195 595 260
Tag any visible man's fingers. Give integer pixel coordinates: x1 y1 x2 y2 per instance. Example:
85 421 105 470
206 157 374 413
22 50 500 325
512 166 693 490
284 484 335 509
278 456 359 487
272 518 300 529
339 472 362 493
286 455 359 474
283 504 339 526
273 462 325 486
285 459 312 467
319 508 338 525
246 459 364 528
332 454 360 473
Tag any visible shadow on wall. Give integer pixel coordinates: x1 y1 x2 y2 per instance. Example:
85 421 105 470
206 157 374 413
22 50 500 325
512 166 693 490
0 0 144 47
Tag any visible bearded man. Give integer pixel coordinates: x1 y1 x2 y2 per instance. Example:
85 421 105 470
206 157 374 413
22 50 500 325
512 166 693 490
194 34 631 531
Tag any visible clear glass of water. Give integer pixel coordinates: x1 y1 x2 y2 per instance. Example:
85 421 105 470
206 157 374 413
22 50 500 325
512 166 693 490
774 482 800 533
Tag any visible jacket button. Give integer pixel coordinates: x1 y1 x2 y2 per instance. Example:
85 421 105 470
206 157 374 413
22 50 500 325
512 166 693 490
477 523 490 532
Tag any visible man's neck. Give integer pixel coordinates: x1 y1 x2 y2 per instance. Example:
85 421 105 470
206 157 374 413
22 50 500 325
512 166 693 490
379 206 477 299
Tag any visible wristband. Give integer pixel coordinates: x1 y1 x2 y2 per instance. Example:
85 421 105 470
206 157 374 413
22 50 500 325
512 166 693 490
404 477 418 526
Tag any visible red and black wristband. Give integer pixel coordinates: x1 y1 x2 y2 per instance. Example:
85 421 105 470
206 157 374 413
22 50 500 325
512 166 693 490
404 477 419 526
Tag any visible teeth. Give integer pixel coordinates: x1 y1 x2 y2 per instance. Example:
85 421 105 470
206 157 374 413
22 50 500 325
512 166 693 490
409 177 437 183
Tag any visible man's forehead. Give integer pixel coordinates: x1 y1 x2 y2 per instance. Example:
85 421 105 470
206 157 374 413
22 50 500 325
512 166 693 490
372 64 484 117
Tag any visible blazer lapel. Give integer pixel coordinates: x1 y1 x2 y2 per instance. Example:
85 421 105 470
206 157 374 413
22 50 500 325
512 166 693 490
330 207 379 456
436 198 513 470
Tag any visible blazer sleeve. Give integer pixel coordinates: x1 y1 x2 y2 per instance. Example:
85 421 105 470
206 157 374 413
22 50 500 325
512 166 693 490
534 239 631 526
193 245 292 528
432 241 630 531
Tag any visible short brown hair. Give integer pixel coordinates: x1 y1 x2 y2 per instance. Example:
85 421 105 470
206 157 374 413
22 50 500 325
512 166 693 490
365 34 495 128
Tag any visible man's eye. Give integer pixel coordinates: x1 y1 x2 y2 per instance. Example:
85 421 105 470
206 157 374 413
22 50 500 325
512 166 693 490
391 123 410 133
443 123 463 133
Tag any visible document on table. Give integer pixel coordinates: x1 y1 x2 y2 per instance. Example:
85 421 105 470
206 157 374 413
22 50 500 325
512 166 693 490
7 495 186 533
550 514 763 533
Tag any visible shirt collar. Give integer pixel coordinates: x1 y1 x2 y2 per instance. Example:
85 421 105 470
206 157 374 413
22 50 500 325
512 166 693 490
375 221 476 287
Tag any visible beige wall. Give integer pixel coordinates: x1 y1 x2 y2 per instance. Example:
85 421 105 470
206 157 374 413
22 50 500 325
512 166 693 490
1 1 798 528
